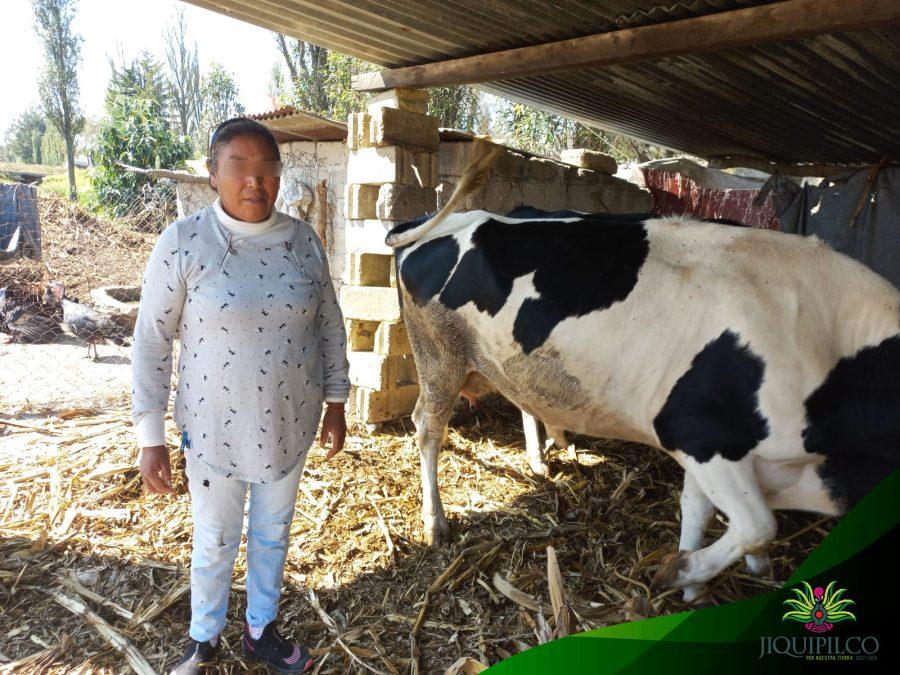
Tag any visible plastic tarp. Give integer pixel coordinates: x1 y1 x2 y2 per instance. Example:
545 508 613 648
772 165 900 290
639 158 780 230
0 183 41 263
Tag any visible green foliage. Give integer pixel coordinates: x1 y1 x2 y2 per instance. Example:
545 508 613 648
92 94 192 220
105 51 172 116
197 62 245 153
271 36 369 121
428 86 485 132
40 123 67 166
3 109 47 164
491 99 673 164
33 0 83 199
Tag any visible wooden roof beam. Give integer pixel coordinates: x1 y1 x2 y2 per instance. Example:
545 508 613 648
352 0 900 91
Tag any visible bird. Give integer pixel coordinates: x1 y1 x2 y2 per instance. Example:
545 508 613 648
45 280 130 360
1 282 63 344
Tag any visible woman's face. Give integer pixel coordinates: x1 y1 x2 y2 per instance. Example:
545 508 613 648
208 134 281 223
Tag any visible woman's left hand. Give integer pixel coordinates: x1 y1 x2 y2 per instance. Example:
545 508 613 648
320 403 347 460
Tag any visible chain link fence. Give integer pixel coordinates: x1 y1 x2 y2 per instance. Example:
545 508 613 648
1 177 178 415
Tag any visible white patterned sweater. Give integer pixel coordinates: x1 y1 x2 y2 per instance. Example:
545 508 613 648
131 202 350 483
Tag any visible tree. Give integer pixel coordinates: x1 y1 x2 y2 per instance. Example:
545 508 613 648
2 109 47 164
105 51 172 115
41 123 67 166
271 36 369 121
427 86 485 132
198 63 245 154
92 94 192 224
164 8 201 140
33 0 83 199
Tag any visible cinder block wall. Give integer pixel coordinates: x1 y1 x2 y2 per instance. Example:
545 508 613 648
437 142 651 213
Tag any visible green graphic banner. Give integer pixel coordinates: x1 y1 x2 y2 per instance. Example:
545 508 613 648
487 470 899 673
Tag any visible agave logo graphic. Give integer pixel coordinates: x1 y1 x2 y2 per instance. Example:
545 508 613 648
782 581 856 634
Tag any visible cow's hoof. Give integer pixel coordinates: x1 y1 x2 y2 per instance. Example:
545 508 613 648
652 551 689 590
681 584 709 604
528 461 550 478
423 518 451 546
745 553 772 577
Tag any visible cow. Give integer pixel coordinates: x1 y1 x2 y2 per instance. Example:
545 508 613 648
385 141 900 600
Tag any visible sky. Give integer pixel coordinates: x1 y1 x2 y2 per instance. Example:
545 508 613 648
0 0 282 135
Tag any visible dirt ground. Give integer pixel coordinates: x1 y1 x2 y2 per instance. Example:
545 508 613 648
0 392 834 674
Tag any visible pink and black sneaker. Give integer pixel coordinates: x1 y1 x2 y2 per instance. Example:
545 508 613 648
242 622 314 673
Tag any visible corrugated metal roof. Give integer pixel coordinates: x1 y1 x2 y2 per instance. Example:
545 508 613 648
184 0 900 164
248 106 347 142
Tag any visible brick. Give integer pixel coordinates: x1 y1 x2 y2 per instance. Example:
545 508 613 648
522 181 566 211
340 285 401 322
345 219 396 255
559 149 618 175
374 321 411 356
348 147 438 187
349 252 392 287
348 352 418 389
493 149 528 180
345 184 379 220
370 107 440 152
479 179 523 214
352 383 420 423
376 183 437 221
346 319 379 351
367 88 428 115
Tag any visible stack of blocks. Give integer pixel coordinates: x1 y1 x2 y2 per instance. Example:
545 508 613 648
341 88 439 424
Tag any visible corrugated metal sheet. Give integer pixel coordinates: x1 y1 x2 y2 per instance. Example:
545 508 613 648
183 0 900 164
248 106 347 142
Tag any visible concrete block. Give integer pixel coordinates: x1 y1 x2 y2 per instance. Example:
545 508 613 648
479 179 523 214
348 147 438 187
346 318 379 351
345 219 396 255
371 107 440 152
353 383 420 423
522 181 566 211
348 352 418 389
527 158 565 182
347 113 372 151
345 184 379 220
493 149 528 180
340 285 401 322
376 183 437 221
367 87 429 115
439 141 471 177
349 252 392 287
560 149 618 175
374 321 411 356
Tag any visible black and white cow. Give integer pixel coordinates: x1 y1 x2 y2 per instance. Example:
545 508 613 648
385 143 900 599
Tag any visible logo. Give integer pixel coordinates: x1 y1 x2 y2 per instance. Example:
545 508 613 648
782 581 856 634
760 581 878 661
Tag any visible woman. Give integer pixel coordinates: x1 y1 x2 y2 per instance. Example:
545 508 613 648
132 117 349 674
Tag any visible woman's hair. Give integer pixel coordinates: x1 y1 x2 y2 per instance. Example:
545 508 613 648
207 117 281 167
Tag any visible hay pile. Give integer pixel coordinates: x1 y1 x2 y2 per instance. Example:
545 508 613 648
0 194 156 299
0 399 833 673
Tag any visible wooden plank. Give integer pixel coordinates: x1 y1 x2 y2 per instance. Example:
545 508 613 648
352 0 900 91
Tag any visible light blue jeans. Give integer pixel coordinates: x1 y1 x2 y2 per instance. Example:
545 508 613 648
182 432 305 642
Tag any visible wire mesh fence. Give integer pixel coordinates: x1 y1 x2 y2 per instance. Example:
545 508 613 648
1 177 178 415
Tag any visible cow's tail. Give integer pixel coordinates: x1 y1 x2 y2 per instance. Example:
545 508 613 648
385 138 502 248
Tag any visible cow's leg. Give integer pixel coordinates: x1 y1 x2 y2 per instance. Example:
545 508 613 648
544 424 576 462
653 456 776 590
521 411 549 477
678 471 715 603
413 378 465 545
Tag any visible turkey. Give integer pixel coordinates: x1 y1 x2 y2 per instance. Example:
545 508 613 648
1 283 63 344
46 281 131 360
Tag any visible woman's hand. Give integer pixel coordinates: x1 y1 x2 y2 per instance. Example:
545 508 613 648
140 445 175 494
320 403 347 460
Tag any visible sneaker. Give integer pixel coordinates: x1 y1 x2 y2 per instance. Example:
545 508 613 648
169 638 218 674
242 622 314 672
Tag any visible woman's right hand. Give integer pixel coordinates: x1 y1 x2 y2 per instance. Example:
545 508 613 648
140 445 175 494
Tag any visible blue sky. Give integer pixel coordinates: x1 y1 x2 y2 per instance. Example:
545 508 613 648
1 0 284 134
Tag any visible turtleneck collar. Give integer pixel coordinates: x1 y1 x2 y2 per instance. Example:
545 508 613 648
213 197 279 235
